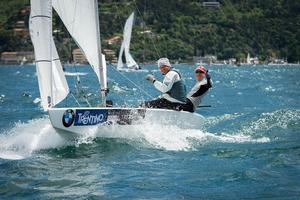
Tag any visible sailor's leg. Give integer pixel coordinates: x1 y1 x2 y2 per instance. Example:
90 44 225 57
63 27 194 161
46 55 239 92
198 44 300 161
144 98 165 108
144 98 176 109
144 98 185 110
180 99 194 112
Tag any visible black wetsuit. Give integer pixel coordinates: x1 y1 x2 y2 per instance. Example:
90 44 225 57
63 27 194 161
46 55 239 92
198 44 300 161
181 73 212 112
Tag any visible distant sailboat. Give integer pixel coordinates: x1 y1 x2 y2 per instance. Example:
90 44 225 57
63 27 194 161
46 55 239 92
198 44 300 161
246 53 251 64
117 12 140 70
20 57 27 65
29 0 204 136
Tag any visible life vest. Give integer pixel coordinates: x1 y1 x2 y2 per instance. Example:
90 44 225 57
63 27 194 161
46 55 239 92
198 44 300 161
166 70 186 102
191 73 212 98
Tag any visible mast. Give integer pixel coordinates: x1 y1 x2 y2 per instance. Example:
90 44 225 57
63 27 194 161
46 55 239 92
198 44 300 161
49 0 53 108
94 0 106 106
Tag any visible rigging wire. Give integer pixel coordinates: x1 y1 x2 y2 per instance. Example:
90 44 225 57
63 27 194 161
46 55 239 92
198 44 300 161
106 3 156 103
133 0 161 59
110 64 154 99
70 91 81 107
65 0 93 107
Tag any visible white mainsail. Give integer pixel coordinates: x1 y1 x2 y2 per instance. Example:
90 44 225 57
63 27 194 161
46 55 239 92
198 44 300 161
117 12 138 70
52 0 107 95
30 0 69 110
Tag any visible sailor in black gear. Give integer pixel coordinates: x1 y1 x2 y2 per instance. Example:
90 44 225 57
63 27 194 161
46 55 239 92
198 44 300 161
181 66 212 112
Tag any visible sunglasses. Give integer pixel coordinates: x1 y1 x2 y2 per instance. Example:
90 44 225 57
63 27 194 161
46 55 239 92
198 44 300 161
195 70 205 74
160 65 169 69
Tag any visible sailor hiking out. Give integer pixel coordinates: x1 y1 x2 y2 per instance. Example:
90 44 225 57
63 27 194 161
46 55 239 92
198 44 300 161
144 58 186 110
180 66 212 112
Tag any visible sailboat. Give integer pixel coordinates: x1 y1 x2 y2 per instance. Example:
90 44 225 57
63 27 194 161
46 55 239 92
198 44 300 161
30 0 204 135
246 53 251 64
117 12 140 71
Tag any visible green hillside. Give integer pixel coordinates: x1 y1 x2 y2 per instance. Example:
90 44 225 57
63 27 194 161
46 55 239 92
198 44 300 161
0 0 300 62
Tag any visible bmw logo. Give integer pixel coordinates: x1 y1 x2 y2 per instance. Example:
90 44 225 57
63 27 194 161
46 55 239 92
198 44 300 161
62 109 75 127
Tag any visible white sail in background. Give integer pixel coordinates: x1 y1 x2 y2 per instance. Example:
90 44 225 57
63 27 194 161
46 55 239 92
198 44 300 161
30 0 68 110
117 12 139 70
117 43 125 69
52 0 106 93
126 51 138 68
247 53 251 64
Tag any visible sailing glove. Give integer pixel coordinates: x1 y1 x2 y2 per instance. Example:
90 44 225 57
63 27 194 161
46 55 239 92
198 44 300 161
145 74 155 83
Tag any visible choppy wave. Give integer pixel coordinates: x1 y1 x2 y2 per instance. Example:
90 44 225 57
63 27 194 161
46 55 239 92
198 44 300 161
0 111 276 160
0 94 5 103
238 109 300 136
111 83 134 94
118 68 149 73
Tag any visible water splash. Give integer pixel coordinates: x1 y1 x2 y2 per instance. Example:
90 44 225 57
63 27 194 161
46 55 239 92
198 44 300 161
0 112 276 160
0 118 66 160
75 115 270 151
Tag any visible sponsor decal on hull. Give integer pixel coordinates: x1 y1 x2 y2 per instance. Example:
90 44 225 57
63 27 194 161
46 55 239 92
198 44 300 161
74 109 108 126
62 109 75 127
62 108 146 127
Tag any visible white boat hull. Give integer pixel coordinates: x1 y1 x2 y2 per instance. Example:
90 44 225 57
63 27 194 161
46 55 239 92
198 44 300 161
48 107 204 136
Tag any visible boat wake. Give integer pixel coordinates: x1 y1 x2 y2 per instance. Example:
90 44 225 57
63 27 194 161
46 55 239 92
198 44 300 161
88 123 269 151
64 72 87 76
1 109 289 160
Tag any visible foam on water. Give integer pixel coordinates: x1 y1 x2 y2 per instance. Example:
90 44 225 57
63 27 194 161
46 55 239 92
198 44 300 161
203 113 243 128
0 118 66 160
108 123 270 151
8 109 300 159
238 109 300 136
118 69 149 73
0 94 5 103
0 114 272 159
33 97 41 104
64 72 87 76
72 113 270 151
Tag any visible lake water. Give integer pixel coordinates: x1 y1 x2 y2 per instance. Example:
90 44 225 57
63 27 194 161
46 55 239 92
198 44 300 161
0 64 300 199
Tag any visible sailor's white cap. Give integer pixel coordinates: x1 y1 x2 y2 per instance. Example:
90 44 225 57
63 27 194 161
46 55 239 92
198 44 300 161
157 58 171 68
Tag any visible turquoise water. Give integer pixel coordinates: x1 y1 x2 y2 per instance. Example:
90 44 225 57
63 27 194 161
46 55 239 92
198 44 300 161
0 64 300 199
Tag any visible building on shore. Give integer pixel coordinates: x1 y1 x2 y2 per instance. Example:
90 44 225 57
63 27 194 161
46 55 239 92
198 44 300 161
13 6 31 37
202 1 220 8
249 57 260 64
0 51 34 65
72 48 117 64
227 58 237 65
269 58 288 65
103 49 117 63
193 55 217 65
105 36 121 45
72 48 88 64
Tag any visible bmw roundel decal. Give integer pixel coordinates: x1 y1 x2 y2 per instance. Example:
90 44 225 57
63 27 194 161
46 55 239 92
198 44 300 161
62 109 75 127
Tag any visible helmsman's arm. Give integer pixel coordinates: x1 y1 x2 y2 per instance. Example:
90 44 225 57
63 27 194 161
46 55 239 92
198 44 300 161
153 72 177 93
